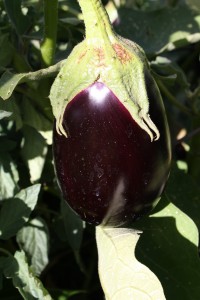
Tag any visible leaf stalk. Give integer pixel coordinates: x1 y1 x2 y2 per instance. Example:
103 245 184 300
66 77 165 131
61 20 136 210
41 0 58 67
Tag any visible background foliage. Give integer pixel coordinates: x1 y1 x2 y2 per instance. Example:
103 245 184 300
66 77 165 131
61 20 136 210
0 0 200 299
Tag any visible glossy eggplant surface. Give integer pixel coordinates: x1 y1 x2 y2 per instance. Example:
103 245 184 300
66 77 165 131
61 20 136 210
53 82 171 226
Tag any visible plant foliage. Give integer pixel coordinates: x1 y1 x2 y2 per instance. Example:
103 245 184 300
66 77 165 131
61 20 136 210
0 0 200 299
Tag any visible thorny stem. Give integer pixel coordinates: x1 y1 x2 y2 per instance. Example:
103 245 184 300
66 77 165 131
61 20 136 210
41 0 58 67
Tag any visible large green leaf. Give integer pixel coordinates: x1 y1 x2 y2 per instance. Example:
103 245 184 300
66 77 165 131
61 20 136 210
96 226 166 300
166 164 200 230
0 184 41 240
134 166 200 300
17 217 49 276
4 251 52 300
117 4 200 54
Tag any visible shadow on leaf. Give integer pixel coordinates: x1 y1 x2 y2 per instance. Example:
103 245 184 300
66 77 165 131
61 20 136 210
0 198 32 240
134 194 200 300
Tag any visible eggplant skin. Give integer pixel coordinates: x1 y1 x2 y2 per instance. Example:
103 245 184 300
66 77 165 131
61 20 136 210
53 81 171 226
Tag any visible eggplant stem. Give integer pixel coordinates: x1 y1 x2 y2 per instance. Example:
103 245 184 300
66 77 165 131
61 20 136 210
77 0 115 42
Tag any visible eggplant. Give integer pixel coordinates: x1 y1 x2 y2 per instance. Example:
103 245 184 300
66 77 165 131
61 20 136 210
53 80 171 226
51 0 171 226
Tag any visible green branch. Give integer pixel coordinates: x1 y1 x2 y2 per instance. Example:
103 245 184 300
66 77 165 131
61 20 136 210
41 0 58 67
157 80 192 116
77 0 114 40
0 247 12 257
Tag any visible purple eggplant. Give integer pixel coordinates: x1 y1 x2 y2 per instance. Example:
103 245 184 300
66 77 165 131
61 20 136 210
50 0 171 226
53 80 171 226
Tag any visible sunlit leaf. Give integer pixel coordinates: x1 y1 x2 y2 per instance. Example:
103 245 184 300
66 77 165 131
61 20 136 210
0 72 25 100
166 163 200 230
0 152 19 200
0 61 64 101
135 185 200 299
96 226 166 300
17 217 49 276
0 110 12 120
4 251 53 300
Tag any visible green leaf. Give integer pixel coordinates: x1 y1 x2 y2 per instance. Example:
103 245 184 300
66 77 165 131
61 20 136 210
135 193 200 300
61 199 84 252
96 226 166 300
17 217 49 276
0 184 41 240
117 4 200 54
0 152 19 200
21 99 53 145
151 56 189 88
4 251 53 300
3 0 31 35
0 71 27 100
0 109 12 120
21 126 48 182
0 96 23 130
0 61 65 101
0 33 13 67
165 163 200 230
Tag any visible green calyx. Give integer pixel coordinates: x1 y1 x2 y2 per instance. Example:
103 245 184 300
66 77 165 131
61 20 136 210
50 0 160 141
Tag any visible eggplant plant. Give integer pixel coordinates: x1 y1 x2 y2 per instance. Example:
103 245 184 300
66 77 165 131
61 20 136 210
0 0 200 299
